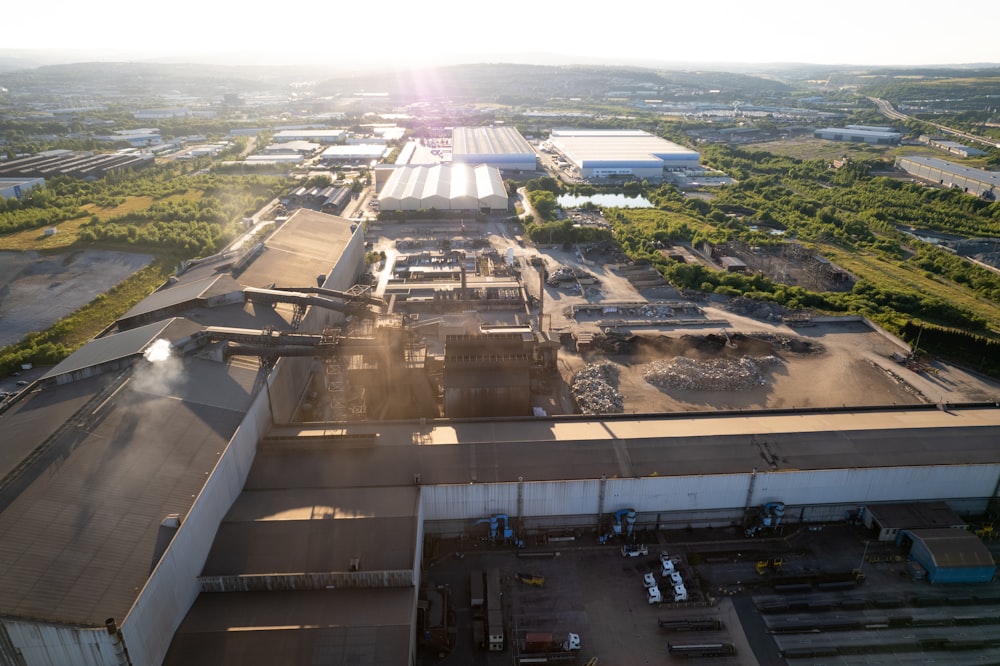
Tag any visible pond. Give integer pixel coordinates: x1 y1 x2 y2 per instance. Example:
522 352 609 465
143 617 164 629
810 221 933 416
557 193 652 208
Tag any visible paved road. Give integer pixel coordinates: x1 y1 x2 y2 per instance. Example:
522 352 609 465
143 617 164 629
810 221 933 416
732 593 785 666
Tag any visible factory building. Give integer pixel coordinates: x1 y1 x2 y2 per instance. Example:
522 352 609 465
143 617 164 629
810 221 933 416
3 204 1000 664
898 529 997 584
442 332 533 418
895 155 1000 199
377 163 508 212
863 501 967 542
814 126 902 145
0 209 368 666
0 176 45 199
319 144 387 165
272 129 346 144
451 126 537 171
547 129 700 179
0 150 154 180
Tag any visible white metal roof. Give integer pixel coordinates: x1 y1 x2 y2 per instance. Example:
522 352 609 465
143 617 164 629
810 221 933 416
549 129 698 166
378 164 506 210
452 126 534 156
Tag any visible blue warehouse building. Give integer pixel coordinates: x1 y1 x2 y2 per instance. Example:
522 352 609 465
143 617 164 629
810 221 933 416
899 528 997 584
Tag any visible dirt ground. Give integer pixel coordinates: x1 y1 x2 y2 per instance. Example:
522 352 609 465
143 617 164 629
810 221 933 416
0 249 152 348
553 314 1000 414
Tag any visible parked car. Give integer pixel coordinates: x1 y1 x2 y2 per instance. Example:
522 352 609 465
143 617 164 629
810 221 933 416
642 572 657 589
621 544 649 558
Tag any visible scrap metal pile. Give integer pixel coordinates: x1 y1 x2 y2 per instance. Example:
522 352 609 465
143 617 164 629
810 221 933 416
643 355 784 392
571 362 624 414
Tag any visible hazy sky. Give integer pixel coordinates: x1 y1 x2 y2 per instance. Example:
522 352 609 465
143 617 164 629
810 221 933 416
9 0 1000 67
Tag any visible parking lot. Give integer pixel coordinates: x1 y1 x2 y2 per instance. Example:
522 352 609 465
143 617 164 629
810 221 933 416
422 522 1000 665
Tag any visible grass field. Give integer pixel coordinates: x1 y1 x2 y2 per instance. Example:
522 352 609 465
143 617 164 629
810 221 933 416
0 190 203 251
823 246 1000 332
0 216 91 250
749 137 992 169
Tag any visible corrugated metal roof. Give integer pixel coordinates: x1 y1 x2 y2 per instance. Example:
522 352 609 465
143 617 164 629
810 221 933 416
164 589 413 666
118 274 238 323
264 407 1000 486
907 528 995 569
40 319 175 380
0 357 257 625
549 129 698 166
897 155 1000 186
378 164 507 210
452 126 534 157
238 208 357 289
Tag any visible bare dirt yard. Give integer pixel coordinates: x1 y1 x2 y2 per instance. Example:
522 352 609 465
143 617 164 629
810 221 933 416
555 315 1000 415
0 249 152 347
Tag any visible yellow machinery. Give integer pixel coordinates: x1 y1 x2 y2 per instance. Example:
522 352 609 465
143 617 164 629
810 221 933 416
755 558 784 575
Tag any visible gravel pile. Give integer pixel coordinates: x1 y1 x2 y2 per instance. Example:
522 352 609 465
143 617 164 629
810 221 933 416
643 356 784 392
571 362 624 414
722 296 788 321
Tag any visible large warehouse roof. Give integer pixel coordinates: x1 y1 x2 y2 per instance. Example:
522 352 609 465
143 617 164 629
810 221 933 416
452 126 534 157
0 208 361 635
896 155 1000 189
0 356 257 626
451 126 537 171
377 163 507 211
267 405 1000 483
549 129 699 171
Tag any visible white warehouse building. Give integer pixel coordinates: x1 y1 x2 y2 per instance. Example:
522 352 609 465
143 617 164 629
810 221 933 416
377 163 508 212
547 129 700 179
451 126 537 172
814 126 902 145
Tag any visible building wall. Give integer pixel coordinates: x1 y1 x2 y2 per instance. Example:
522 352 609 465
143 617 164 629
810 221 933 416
896 157 998 198
420 464 1000 538
0 177 45 199
119 377 272 666
0 621 117 666
907 537 997 584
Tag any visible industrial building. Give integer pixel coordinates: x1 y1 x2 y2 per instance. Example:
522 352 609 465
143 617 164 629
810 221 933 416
272 129 346 144
0 150 154 180
922 137 988 157
319 144 387 165
895 155 1000 199
376 163 508 212
546 129 700 179
0 177 45 199
451 126 537 172
813 126 902 145
3 200 1000 665
898 529 997 584
863 501 967 542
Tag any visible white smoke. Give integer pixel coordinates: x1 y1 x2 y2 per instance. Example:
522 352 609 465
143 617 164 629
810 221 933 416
143 338 173 363
133 338 184 396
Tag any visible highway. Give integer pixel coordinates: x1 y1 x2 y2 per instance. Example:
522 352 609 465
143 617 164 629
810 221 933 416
869 96 1000 149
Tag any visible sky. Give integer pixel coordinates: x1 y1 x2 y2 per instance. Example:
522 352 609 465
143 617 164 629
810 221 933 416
7 0 1000 68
